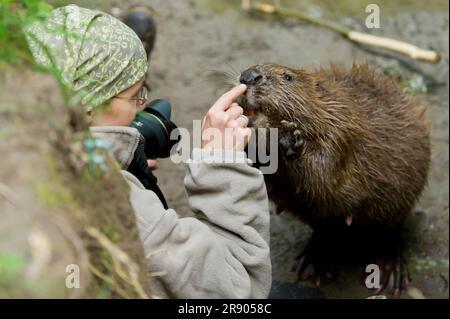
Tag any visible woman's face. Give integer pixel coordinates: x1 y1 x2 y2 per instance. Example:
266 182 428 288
90 79 146 126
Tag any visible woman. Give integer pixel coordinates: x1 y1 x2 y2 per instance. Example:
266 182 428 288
25 5 271 298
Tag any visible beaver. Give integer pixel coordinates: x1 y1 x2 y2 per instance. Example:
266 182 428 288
238 63 431 296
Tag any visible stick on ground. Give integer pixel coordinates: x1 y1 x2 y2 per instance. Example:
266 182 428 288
242 0 441 63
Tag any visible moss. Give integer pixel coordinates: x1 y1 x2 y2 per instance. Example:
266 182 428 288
411 258 449 271
102 225 121 243
34 181 75 208
96 281 113 299
33 153 76 208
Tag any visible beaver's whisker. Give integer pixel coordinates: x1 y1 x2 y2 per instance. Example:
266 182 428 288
222 60 241 79
204 69 238 86
197 69 238 90
205 69 236 80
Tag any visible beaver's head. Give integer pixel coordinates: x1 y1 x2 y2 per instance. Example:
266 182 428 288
237 62 369 159
238 63 322 130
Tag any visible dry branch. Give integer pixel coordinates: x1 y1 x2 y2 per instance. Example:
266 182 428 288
242 0 441 63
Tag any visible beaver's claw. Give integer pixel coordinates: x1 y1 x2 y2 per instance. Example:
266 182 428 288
373 254 411 298
280 129 304 159
280 120 297 129
292 236 336 287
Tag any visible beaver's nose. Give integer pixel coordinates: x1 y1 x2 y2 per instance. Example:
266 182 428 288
240 68 263 86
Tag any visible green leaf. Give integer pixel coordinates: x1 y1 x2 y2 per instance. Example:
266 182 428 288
0 254 24 274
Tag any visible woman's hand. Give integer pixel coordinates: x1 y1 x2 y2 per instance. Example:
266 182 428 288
201 84 250 151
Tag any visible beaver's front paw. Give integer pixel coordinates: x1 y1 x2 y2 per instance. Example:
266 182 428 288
279 129 304 160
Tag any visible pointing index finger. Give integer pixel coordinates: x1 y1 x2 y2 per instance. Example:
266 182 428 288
212 84 247 112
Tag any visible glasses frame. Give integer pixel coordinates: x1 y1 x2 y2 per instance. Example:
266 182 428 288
114 82 149 107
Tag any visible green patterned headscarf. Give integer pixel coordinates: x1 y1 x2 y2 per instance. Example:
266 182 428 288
24 5 148 109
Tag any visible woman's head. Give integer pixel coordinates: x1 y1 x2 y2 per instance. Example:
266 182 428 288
90 78 147 126
24 4 148 120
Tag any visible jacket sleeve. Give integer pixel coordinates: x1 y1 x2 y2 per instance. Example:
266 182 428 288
124 148 271 299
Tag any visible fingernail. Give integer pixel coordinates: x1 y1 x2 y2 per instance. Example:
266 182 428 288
238 83 247 90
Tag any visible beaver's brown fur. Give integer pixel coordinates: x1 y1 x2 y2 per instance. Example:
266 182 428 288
241 63 430 229
239 63 431 293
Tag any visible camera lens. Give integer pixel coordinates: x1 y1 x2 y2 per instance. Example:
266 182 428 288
130 99 180 159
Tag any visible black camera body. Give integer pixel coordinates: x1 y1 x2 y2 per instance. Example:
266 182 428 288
130 99 180 159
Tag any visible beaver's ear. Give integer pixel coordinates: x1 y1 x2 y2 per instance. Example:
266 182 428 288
295 68 312 82
315 82 326 97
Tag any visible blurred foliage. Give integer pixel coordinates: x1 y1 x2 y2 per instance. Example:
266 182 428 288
0 253 25 296
0 0 110 177
48 0 112 11
403 74 427 94
0 0 80 106
0 253 24 275
0 0 53 67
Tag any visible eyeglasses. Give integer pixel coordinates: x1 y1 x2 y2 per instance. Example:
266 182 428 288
114 83 149 107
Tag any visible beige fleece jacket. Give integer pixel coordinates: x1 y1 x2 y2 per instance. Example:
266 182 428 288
91 126 271 299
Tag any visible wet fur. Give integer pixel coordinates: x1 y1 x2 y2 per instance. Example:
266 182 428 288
241 63 431 231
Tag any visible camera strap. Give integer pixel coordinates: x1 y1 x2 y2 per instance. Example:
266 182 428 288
127 134 169 209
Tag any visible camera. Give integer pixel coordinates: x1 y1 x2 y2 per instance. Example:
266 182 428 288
130 99 180 159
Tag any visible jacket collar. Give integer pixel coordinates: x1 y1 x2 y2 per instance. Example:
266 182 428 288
90 126 141 170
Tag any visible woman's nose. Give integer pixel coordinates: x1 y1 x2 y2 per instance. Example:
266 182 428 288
240 68 263 86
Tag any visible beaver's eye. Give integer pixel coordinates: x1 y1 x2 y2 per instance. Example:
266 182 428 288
283 74 293 82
